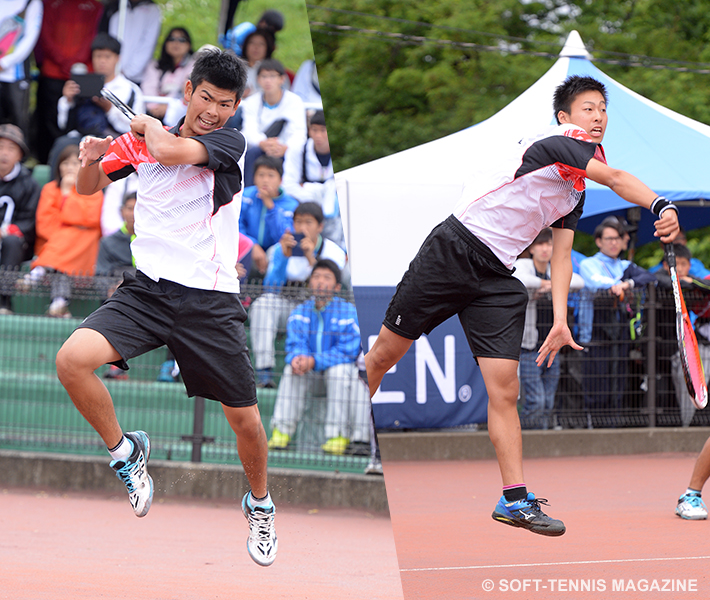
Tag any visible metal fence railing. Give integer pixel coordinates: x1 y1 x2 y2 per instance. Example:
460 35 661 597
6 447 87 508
0 267 370 473
520 285 710 430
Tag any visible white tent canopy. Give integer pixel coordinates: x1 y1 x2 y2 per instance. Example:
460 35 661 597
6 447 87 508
337 30 710 287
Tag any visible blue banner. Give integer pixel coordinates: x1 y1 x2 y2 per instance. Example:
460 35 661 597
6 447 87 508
353 287 489 429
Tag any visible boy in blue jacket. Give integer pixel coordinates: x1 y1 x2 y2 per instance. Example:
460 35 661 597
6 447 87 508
267 259 369 454
238 155 298 276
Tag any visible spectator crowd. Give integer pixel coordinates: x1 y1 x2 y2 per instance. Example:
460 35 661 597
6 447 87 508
0 1 380 470
515 219 710 431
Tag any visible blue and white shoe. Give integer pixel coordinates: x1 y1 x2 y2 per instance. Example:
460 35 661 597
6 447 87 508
492 492 566 536
242 492 278 566
110 431 153 517
676 492 708 520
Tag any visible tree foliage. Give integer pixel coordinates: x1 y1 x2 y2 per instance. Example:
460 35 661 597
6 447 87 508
307 0 710 264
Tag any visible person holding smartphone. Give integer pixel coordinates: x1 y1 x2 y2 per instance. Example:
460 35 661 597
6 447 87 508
249 201 347 389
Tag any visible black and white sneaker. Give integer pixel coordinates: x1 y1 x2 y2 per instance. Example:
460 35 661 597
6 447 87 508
242 492 278 566
110 431 153 517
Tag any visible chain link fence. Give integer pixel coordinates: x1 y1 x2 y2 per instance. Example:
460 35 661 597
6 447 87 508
0 268 371 473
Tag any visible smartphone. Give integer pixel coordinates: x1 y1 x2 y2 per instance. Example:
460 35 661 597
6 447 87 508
73 74 105 98
291 232 305 257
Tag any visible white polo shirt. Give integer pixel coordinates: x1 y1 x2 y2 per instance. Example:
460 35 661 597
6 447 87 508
102 122 246 293
453 123 605 269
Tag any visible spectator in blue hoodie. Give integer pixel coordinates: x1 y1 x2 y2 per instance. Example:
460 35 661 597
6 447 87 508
239 155 299 277
249 201 347 388
267 259 369 455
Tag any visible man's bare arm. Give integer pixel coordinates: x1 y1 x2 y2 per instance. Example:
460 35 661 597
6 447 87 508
586 158 679 242
77 136 114 195
131 114 209 166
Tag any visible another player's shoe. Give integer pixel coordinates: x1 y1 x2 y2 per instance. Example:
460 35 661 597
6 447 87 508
676 492 708 520
110 431 153 517
321 436 349 455
267 427 290 450
242 492 278 566
492 492 566 536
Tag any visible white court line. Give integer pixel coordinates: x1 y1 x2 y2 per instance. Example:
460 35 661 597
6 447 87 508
400 555 710 573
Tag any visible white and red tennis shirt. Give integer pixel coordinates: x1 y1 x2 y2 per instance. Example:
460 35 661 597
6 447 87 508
102 121 246 293
454 123 606 269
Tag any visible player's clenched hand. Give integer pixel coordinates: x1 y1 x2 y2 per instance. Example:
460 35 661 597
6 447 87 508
537 321 583 368
654 208 680 243
79 135 112 168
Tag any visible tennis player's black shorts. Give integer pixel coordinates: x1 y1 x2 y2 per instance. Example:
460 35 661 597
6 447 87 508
78 271 257 408
383 215 528 361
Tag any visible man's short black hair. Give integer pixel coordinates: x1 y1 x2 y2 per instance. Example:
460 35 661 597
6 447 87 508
91 32 121 55
594 219 624 240
122 191 137 207
190 46 247 100
553 75 608 125
531 227 553 246
256 58 286 77
310 110 326 127
669 244 693 262
253 155 283 178
311 259 341 284
294 201 324 224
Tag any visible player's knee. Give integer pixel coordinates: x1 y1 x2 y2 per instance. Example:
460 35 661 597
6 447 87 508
55 343 80 385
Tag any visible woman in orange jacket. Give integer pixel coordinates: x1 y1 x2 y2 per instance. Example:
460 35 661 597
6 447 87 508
25 144 103 317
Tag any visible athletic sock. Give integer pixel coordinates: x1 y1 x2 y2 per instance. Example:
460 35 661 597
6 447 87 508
108 435 133 462
503 484 528 502
250 491 273 509
686 487 702 497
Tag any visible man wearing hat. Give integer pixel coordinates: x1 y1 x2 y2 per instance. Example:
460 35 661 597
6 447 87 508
0 123 41 313
282 109 344 249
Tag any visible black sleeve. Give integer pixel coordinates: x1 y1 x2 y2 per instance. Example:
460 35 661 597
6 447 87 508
194 127 246 214
516 136 597 179
194 127 246 174
550 193 585 231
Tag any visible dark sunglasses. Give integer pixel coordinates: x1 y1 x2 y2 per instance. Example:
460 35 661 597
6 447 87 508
167 36 188 43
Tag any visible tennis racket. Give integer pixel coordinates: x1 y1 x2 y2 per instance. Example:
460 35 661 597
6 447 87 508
100 87 137 120
665 243 708 409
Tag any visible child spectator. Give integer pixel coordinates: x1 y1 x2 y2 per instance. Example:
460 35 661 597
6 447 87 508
141 27 195 122
0 124 40 314
57 33 145 140
239 155 298 277
282 110 344 248
95 192 136 278
23 144 103 317
268 259 369 455
249 202 346 388
240 59 307 187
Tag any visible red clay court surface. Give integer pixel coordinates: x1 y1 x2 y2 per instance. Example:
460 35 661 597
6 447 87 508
384 453 710 600
0 486 404 600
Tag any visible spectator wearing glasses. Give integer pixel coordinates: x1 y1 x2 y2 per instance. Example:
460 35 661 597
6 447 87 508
578 218 656 426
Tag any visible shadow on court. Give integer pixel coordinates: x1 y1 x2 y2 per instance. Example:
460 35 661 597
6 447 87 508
0 487 404 600
384 453 710 600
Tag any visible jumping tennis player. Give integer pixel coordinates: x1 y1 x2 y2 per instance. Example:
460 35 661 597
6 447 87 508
55 48 277 566
365 75 679 536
